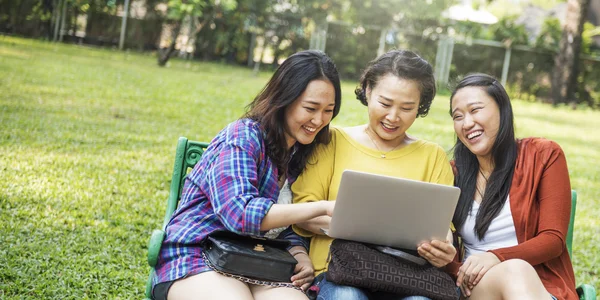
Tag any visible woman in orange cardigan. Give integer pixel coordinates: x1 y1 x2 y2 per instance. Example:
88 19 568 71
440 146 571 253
442 73 577 300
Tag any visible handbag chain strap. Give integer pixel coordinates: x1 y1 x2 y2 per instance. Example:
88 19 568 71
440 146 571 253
202 251 301 290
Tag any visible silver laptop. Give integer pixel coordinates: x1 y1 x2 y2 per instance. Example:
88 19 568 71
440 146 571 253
326 169 461 250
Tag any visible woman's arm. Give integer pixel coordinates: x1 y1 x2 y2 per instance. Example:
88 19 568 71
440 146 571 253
260 202 333 231
443 225 463 278
202 125 331 235
489 141 571 266
295 216 332 235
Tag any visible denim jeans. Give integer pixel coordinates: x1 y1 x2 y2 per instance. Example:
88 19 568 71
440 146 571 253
313 273 431 300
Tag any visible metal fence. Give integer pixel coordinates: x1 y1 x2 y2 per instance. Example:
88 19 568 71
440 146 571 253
316 22 600 107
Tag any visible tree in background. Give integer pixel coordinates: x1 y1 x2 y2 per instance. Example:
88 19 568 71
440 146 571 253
489 16 529 46
325 0 452 79
158 0 237 66
552 0 591 106
1 0 56 38
536 17 563 51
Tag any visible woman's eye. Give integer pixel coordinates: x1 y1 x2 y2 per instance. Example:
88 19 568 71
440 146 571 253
453 115 463 120
325 109 334 113
304 107 316 112
401 107 414 112
471 107 481 113
379 102 390 107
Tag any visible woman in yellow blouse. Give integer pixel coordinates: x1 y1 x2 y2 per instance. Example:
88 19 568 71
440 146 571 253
292 50 457 300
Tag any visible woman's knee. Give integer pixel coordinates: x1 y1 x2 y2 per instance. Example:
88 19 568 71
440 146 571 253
251 285 308 300
168 271 253 300
478 259 537 286
497 259 537 276
471 259 546 299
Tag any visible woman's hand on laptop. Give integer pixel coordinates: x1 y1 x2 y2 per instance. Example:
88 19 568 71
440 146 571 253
417 239 457 268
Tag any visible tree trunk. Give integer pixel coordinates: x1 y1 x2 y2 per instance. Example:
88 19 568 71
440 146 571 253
551 0 591 106
271 39 283 68
85 0 95 38
253 37 266 76
45 0 57 39
157 17 184 67
157 14 212 66
58 0 67 42
53 0 63 41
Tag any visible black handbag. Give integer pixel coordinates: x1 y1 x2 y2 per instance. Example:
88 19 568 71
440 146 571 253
202 230 298 284
326 239 459 300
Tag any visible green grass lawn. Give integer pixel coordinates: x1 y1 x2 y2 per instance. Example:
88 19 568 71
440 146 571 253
1 36 598 298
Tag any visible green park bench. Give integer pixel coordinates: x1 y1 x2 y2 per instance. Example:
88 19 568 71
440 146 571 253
567 191 597 300
144 137 597 300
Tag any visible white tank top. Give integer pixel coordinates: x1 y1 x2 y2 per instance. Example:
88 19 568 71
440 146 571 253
459 196 518 259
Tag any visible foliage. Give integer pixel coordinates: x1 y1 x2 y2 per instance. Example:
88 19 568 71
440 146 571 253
1 37 599 298
488 16 529 45
162 0 338 66
581 22 598 55
445 15 600 108
533 17 600 55
165 0 236 20
320 0 452 80
180 0 454 73
347 0 452 28
449 43 507 82
532 19 600 108
449 20 493 40
0 0 54 37
535 17 562 51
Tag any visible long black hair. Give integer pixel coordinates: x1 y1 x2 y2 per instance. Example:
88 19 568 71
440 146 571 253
354 49 436 117
245 50 342 179
449 73 518 240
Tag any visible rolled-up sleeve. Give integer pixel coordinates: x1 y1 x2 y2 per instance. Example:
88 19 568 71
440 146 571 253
200 126 274 236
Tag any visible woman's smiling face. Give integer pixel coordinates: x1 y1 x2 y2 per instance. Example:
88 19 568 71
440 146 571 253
366 74 421 146
451 86 501 160
283 79 336 148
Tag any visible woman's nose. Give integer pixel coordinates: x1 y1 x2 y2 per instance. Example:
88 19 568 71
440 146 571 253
386 109 400 122
462 114 474 129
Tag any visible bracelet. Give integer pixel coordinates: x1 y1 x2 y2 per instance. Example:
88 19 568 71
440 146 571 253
290 250 308 257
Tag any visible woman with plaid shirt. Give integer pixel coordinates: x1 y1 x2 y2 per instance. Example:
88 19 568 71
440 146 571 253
152 50 343 300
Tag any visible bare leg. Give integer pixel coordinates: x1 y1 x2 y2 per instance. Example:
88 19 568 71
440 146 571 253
250 284 309 300
468 259 553 300
168 271 254 300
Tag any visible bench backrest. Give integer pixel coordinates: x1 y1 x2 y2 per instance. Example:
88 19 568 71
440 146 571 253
567 190 577 257
161 137 209 229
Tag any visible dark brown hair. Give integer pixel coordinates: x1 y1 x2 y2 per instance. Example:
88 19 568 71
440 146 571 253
245 50 342 178
450 73 517 240
355 49 435 117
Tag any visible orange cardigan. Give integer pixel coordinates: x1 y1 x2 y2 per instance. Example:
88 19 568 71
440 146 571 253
446 138 578 300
